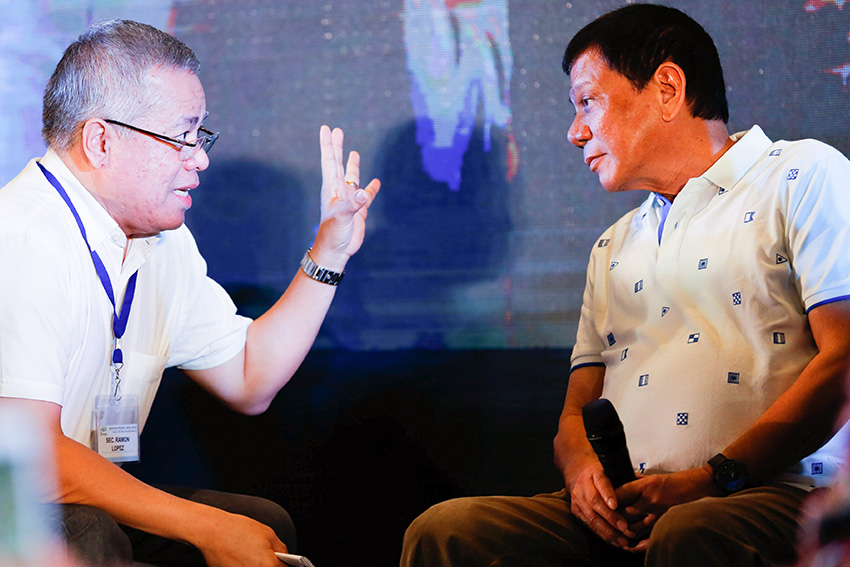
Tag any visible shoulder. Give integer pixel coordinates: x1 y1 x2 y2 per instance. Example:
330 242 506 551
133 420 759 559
157 223 204 257
0 159 80 256
150 223 209 277
763 136 849 173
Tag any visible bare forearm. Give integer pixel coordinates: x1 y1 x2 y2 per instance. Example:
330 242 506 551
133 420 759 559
554 365 606 489
54 434 287 566
555 413 600 490
188 263 341 415
55 434 225 546
242 268 340 402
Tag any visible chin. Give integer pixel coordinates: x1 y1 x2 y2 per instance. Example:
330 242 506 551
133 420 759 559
597 178 620 193
161 219 186 233
137 219 185 238
599 177 630 194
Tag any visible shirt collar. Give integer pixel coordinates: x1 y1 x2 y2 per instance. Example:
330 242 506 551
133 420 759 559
700 124 773 193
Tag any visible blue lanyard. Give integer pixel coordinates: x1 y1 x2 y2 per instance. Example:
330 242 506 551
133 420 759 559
37 162 138 398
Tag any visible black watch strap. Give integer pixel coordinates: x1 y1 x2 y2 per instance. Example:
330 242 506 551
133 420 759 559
707 453 729 471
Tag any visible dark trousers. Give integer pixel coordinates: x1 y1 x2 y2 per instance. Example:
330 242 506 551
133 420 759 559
58 487 296 567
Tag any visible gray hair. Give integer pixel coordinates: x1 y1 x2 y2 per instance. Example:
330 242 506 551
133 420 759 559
42 19 201 151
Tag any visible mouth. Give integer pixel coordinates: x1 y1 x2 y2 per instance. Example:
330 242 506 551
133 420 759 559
585 154 604 172
173 183 198 198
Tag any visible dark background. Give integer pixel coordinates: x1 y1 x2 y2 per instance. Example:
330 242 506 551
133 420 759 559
125 351 571 565
3 1 850 565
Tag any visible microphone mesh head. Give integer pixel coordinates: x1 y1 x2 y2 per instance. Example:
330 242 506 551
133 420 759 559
582 398 620 436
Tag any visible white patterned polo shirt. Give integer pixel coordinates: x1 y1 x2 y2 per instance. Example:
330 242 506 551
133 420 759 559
571 125 850 488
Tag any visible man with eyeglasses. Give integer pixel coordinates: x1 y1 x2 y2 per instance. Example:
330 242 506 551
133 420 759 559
0 19 379 567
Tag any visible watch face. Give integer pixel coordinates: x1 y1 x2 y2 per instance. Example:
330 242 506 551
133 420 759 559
716 460 748 493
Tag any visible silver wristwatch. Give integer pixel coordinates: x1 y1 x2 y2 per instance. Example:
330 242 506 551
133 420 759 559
300 249 344 286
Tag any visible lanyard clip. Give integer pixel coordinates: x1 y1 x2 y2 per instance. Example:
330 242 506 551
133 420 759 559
111 337 123 401
111 336 124 369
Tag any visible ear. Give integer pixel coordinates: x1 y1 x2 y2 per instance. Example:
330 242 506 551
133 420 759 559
653 62 687 122
79 119 113 169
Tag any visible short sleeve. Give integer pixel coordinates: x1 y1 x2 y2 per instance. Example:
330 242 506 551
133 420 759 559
784 145 850 311
570 236 606 371
163 227 252 371
0 232 75 403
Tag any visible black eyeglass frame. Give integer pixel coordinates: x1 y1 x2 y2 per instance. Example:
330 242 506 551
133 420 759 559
104 118 219 159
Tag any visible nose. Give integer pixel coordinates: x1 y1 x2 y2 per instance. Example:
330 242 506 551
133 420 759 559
568 114 590 148
185 147 210 172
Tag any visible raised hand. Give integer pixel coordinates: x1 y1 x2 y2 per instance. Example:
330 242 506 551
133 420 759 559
312 125 381 268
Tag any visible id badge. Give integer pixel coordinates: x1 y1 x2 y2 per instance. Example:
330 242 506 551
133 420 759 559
91 395 140 463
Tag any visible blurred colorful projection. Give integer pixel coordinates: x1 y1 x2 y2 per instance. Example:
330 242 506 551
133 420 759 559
0 0 176 184
803 0 850 87
804 0 846 11
828 63 850 86
403 0 518 191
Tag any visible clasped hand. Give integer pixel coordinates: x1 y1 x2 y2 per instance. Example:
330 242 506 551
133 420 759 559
570 464 715 552
311 125 381 268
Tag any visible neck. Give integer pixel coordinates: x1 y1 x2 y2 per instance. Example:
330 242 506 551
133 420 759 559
57 145 131 236
57 146 108 206
660 119 734 202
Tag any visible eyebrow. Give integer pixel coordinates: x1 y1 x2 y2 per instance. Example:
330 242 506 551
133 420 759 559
569 78 591 105
175 111 209 130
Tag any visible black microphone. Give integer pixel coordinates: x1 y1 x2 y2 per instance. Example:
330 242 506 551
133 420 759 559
582 398 637 488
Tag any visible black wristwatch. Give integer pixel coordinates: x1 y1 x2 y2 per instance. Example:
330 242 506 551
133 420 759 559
707 453 749 495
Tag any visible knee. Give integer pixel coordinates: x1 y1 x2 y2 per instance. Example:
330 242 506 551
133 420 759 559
651 501 715 544
60 505 132 567
402 496 503 567
647 498 734 562
404 497 487 547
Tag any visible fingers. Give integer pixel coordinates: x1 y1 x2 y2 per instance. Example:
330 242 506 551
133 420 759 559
590 467 619 511
319 126 345 166
319 125 344 168
355 178 380 209
332 127 345 181
573 500 632 548
319 125 341 202
572 471 634 548
344 149 361 188
625 538 649 553
318 126 380 231
321 125 363 202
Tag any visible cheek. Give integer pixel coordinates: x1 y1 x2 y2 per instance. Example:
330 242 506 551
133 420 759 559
139 161 182 196
602 119 645 165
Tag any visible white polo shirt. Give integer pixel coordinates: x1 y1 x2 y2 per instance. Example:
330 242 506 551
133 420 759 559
0 150 251 444
571 126 850 488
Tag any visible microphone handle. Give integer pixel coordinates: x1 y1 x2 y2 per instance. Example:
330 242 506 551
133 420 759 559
595 448 637 488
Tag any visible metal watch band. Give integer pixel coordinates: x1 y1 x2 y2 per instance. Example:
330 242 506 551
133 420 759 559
300 249 344 286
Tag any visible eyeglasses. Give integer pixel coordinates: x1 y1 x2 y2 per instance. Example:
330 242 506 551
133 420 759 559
104 119 219 161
